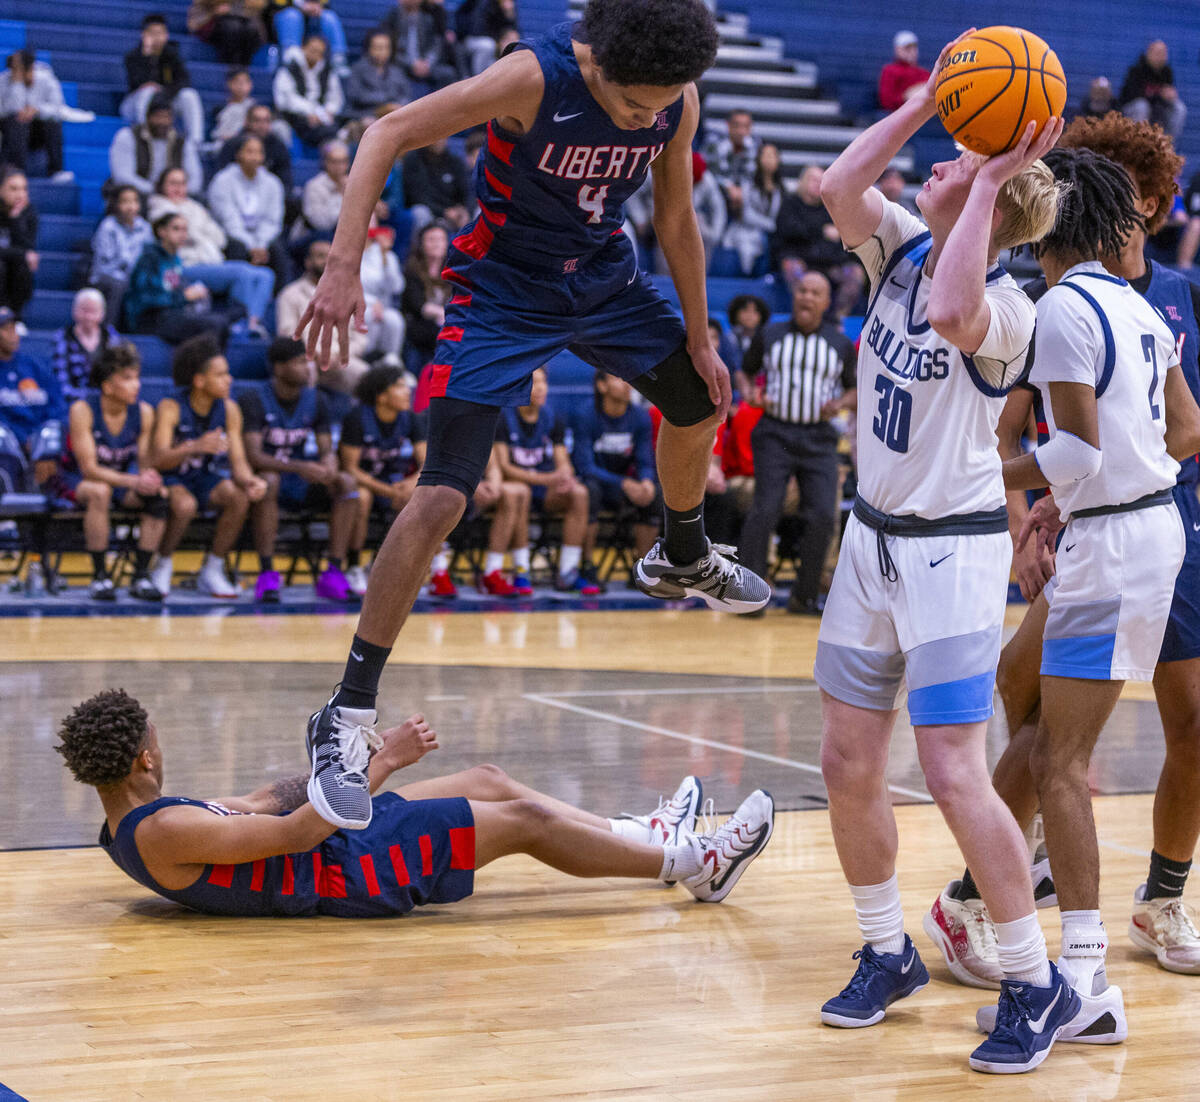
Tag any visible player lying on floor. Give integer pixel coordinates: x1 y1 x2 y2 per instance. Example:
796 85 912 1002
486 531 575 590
57 690 775 916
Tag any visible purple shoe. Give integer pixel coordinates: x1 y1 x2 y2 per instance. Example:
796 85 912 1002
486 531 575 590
255 569 282 603
315 566 352 601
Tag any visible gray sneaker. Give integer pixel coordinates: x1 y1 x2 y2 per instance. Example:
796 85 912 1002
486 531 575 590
634 539 771 613
306 697 382 830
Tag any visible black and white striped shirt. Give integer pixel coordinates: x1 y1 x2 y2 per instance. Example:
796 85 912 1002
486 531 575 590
743 319 856 425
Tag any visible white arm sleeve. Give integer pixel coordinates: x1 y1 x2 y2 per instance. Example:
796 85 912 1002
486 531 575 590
849 197 927 287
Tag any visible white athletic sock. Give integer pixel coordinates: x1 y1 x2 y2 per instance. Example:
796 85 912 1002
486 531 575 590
659 840 702 882
431 548 450 574
608 817 652 843
512 546 531 572
484 551 505 574
850 874 906 956
559 545 582 578
1060 909 1107 991
995 912 1052 986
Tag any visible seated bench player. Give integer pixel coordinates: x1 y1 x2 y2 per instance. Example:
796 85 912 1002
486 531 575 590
59 343 168 602
56 688 777 915
240 338 360 604
151 335 267 598
494 365 600 595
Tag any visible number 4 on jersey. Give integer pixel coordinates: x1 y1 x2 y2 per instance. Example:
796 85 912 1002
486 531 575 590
577 184 610 225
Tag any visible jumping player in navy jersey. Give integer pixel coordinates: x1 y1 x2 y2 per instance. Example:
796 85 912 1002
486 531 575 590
294 0 771 831
57 689 775 917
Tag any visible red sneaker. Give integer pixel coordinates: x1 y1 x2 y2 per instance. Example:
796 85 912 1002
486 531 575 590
429 570 458 598
481 569 518 597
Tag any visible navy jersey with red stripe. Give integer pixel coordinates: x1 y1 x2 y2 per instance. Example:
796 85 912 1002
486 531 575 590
166 388 231 481
98 792 476 918
61 394 141 478
464 21 685 273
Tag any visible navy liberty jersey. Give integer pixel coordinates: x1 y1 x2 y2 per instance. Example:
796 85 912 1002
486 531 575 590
63 394 141 477
98 792 475 918
466 21 685 273
169 388 231 480
240 385 327 464
498 405 566 473
573 402 656 483
340 405 423 482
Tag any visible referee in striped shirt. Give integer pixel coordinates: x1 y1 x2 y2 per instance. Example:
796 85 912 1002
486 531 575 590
736 271 856 614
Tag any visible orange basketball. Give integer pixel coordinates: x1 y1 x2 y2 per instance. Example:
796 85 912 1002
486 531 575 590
934 27 1066 156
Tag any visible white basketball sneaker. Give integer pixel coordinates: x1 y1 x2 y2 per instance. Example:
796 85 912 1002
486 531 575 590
150 554 174 597
613 776 703 847
681 789 774 903
922 881 1003 989
1130 884 1200 973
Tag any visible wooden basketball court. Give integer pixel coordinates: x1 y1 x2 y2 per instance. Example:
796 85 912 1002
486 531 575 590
0 607 1191 1100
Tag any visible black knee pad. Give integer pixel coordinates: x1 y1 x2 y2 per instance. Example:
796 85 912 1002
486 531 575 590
416 397 503 499
630 343 718 428
140 494 170 519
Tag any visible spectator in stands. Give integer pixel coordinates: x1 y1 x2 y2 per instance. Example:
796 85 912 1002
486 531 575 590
875 166 917 213
737 272 855 616
493 365 598 596
382 0 459 95
360 224 406 367
0 306 65 492
402 138 470 230
338 364 425 597
1073 76 1116 122
692 152 727 273
151 166 274 338
774 164 864 317
240 336 359 601
273 0 349 75
346 31 412 125
210 69 258 149
273 34 344 148
217 104 294 192
301 140 351 234
59 343 166 602
1178 167 1200 269
704 109 758 193
125 212 238 346
1120 40 1187 143
52 289 122 403
572 370 659 561
89 187 153 328
151 334 266 597
208 134 290 291
717 142 782 277
726 293 770 372
121 15 206 147
401 221 451 370
0 169 38 321
276 238 367 389
460 0 519 76
108 93 204 198
188 0 266 67
878 30 928 112
0 49 74 182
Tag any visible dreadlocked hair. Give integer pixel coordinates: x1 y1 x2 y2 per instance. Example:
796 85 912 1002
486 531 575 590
55 689 149 787
1030 147 1144 262
1060 111 1182 234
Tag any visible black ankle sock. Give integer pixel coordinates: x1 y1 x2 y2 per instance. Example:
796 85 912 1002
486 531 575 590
90 552 107 579
333 634 392 710
954 868 981 902
1146 850 1192 900
663 502 706 564
327 556 343 572
259 553 275 573
347 549 361 568
134 549 153 575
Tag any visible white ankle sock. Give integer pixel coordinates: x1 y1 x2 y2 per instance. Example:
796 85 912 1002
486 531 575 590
1060 910 1107 991
512 546 531 572
850 874 905 956
608 817 652 843
559 545 582 577
659 841 702 882
484 551 504 574
431 549 450 573
995 912 1052 986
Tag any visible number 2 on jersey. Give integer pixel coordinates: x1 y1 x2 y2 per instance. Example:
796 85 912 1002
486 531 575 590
872 375 912 453
577 184 609 225
1141 334 1162 420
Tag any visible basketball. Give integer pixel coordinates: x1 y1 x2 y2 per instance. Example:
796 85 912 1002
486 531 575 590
934 27 1067 156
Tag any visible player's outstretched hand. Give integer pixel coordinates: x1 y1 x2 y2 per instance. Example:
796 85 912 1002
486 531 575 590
977 116 1064 189
295 260 369 370
378 714 439 771
1015 493 1064 559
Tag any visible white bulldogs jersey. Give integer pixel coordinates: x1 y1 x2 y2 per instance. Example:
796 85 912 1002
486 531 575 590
852 199 1035 517
1031 261 1180 519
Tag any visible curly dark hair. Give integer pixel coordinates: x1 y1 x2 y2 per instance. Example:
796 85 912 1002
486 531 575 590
1059 112 1182 235
581 0 718 86
354 363 406 406
1031 148 1144 262
171 333 222 388
90 341 141 389
55 689 149 787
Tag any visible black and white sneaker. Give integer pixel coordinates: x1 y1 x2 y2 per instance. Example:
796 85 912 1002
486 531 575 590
633 539 771 614
89 577 116 602
681 789 775 902
129 575 164 602
306 697 382 830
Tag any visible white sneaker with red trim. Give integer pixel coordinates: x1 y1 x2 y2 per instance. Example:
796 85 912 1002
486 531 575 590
922 880 1004 989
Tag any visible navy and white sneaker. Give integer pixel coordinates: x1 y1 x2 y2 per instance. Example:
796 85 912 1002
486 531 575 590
306 696 382 830
634 539 771 614
820 935 930 1027
968 962 1080 1073
977 980 1126 1045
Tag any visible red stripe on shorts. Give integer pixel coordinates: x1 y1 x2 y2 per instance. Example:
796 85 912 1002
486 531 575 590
250 860 265 892
419 834 433 876
388 843 411 886
207 864 234 888
450 292 472 306
281 854 294 895
428 363 452 398
449 826 476 870
437 326 464 342
359 854 382 897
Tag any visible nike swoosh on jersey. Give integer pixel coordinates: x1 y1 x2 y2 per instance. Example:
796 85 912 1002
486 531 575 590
553 110 583 122
1027 988 1061 1035
1064 543 1076 552
1193 522 1200 532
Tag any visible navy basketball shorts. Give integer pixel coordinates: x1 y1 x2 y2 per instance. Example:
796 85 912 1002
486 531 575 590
165 468 227 511
428 234 687 407
279 472 331 512
1160 480 1200 663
